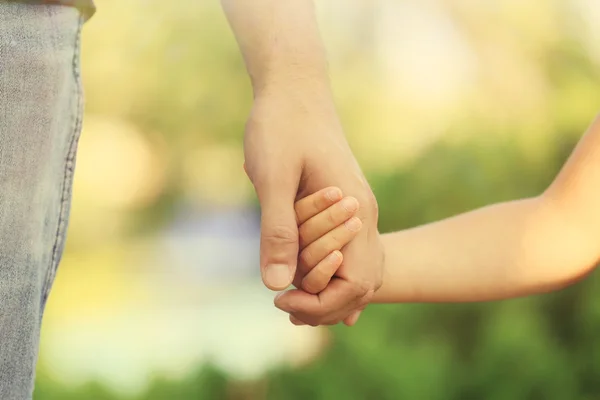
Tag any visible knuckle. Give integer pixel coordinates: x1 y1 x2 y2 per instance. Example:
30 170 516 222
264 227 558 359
347 278 373 299
327 209 337 225
299 248 315 268
263 225 297 246
358 289 375 307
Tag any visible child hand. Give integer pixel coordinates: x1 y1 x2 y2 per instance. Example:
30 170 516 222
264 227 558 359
294 187 363 295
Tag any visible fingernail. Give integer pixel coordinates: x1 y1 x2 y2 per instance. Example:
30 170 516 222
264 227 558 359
265 264 292 289
327 250 342 264
341 197 359 212
344 217 362 232
325 188 342 201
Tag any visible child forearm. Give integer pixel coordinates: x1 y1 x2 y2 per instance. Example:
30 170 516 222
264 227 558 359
373 196 599 303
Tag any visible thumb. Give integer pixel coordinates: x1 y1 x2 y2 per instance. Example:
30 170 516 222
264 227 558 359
256 174 301 291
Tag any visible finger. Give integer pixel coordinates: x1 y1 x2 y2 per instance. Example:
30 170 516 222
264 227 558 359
295 187 342 225
301 250 343 294
343 289 375 326
298 196 359 248
275 278 365 324
289 315 307 326
298 217 362 273
274 288 324 320
294 217 361 288
290 312 337 327
255 171 302 291
343 309 364 327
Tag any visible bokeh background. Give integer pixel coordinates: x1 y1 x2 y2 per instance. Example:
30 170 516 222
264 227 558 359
35 0 600 399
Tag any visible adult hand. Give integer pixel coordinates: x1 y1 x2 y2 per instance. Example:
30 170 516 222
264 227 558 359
244 85 385 326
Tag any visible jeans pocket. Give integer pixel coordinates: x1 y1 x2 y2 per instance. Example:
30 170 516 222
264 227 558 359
40 13 86 309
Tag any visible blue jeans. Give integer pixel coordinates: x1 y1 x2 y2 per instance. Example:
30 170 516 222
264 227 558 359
0 4 83 399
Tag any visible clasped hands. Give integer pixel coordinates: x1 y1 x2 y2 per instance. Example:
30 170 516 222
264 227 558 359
242 89 385 327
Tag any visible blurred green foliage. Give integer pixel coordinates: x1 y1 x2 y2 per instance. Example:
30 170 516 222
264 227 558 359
35 127 600 400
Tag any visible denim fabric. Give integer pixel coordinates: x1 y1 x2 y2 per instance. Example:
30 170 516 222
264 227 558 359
7 1 96 21
0 4 83 399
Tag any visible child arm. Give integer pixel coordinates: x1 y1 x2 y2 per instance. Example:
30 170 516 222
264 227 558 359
373 115 600 303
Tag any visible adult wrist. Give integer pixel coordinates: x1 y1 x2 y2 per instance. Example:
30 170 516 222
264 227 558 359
252 67 332 99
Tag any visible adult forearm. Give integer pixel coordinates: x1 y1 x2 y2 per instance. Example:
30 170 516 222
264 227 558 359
221 0 331 96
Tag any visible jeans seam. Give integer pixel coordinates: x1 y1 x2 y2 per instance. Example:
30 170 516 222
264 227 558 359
40 14 84 305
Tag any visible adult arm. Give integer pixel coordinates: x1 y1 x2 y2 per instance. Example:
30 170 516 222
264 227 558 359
222 0 384 326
